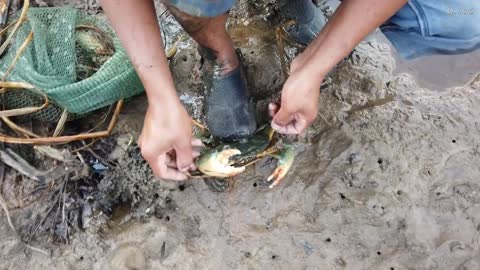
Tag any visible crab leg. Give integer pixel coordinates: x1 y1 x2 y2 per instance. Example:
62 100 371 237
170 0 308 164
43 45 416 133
267 145 295 188
192 119 208 131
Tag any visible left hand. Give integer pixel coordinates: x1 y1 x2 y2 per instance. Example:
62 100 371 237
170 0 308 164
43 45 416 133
269 61 323 134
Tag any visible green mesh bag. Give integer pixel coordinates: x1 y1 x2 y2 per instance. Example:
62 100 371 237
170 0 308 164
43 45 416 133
0 7 144 122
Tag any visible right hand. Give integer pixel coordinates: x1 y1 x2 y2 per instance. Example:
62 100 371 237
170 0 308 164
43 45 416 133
138 100 202 181
268 57 322 135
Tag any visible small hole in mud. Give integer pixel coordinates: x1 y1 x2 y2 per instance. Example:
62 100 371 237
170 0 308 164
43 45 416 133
452 139 456 143
182 56 188 62
165 196 172 204
253 183 258 187
397 190 402 195
427 170 431 175
178 184 186 191
80 256 84 260
339 193 346 200
244 252 251 258
390 268 395 270
250 51 254 54
165 216 170 222
153 193 159 199
271 255 277 260
436 192 441 196
377 251 381 255
377 158 383 164
326 238 331 243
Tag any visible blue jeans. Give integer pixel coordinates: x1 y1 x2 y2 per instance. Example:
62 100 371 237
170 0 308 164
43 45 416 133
381 0 480 59
167 0 480 59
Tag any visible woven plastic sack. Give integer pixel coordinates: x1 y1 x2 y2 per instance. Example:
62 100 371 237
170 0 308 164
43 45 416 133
0 7 144 121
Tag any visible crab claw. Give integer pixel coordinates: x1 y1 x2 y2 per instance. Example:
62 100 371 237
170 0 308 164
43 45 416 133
197 148 246 178
267 146 295 188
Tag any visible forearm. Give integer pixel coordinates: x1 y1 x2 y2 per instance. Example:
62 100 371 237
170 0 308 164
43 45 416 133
101 0 178 104
296 0 408 81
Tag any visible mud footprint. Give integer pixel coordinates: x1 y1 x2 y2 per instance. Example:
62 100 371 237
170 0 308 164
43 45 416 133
108 242 147 270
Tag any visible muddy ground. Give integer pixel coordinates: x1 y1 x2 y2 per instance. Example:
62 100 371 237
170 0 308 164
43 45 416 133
1 1 480 270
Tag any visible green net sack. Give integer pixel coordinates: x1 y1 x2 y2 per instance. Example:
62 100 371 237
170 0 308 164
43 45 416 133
0 7 144 122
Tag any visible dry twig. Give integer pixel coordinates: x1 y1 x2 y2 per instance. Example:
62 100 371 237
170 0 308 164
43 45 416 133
0 99 123 144
0 0 29 56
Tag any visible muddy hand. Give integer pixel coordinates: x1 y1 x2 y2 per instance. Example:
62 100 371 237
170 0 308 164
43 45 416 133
140 138 203 181
269 103 308 134
139 104 203 181
269 67 321 134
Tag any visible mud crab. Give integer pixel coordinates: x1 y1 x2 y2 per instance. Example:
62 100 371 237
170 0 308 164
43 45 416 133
190 122 295 188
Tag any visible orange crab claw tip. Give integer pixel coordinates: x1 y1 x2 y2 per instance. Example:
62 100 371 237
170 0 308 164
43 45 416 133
269 180 279 188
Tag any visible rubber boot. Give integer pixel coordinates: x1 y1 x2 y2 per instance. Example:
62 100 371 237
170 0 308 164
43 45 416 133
201 49 257 141
278 0 327 45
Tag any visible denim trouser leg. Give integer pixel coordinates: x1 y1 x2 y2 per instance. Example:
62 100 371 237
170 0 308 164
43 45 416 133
381 0 480 59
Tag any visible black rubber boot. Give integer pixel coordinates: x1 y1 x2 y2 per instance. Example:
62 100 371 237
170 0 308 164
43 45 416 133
202 50 257 141
278 0 327 45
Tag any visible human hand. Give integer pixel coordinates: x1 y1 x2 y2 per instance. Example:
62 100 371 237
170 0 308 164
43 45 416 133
269 60 322 134
138 100 202 181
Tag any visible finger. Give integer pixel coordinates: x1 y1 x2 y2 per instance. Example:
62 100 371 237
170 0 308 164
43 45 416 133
272 106 292 126
167 151 200 169
166 154 176 168
191 138 204 147
138 133 144 148
271 121 289 134
162 167 188 181
268 103 279 118
174 142 194 172
189 163 197 171
292 118 308 134
273 121 304 135
157 154 188 181
148 153 167 178
283 123 302 135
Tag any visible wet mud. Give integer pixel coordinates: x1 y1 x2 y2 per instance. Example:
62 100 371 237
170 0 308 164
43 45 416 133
1 1 480 270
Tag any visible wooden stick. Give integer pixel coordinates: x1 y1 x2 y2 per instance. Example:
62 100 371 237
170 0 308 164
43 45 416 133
2 31 33 80
1 116 40 138
85 103 113 133
0 191 16 237
0 99 123 144
0 19 17 37
0 0 29 56
0 87 49 118
53 109 68 137
70 138 99 153
0 104 47 118
0 81 35 89
192 119 207 130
